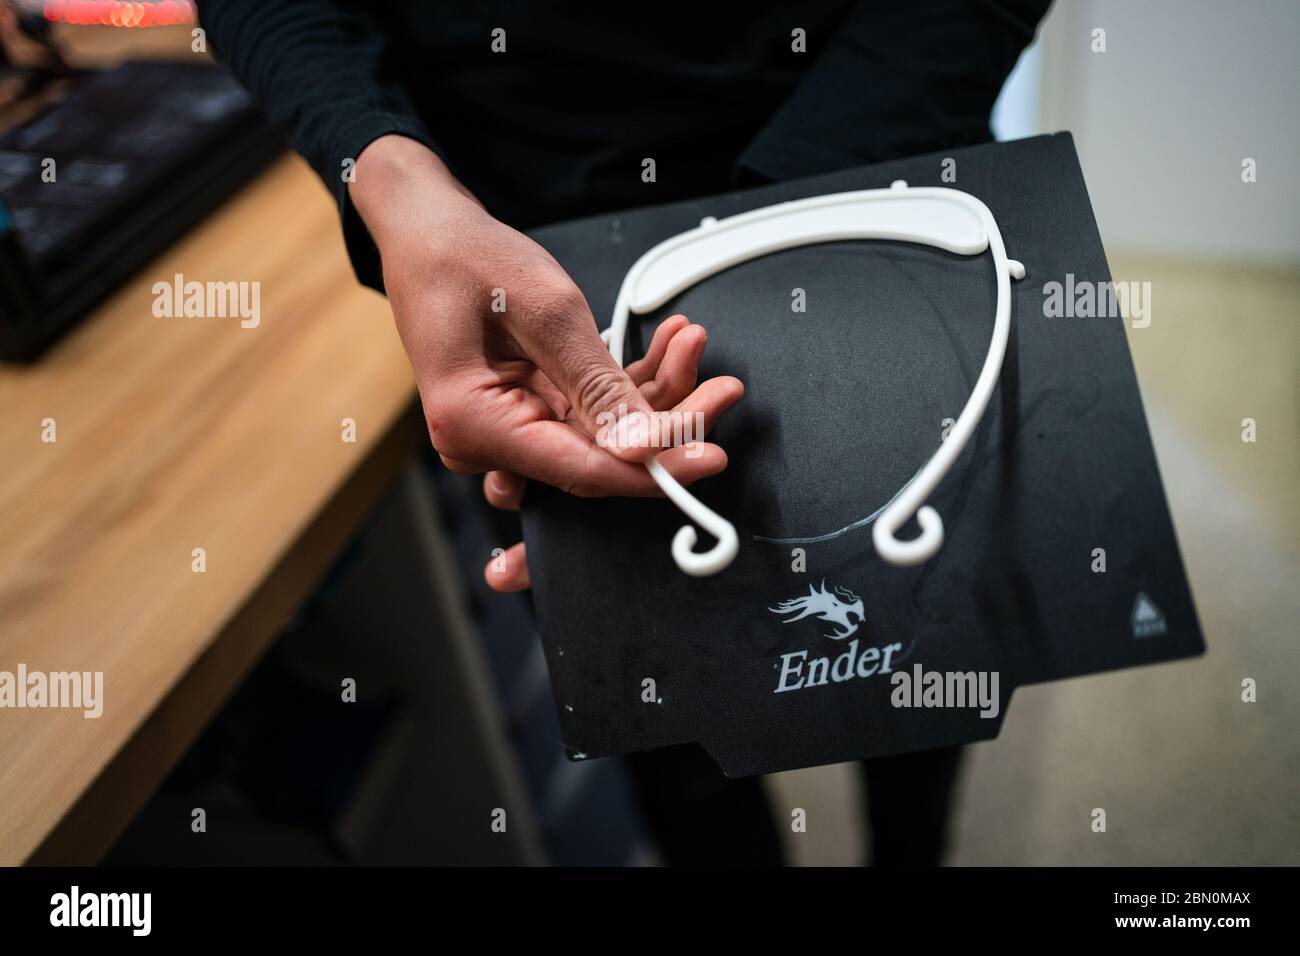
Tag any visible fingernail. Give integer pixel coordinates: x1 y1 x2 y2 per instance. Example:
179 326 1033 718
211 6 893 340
609 410 651 450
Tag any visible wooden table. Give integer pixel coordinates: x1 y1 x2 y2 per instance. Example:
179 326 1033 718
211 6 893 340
0 153 422 864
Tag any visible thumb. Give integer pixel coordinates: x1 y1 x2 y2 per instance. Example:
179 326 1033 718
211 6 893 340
521 293 662 462
568 351 665 462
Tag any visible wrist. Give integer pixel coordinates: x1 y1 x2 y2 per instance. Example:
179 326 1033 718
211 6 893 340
349 135 483 255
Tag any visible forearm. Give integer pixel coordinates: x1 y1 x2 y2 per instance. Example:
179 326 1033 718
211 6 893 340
196 0 441 289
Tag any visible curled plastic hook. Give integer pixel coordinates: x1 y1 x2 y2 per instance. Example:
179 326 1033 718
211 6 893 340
606 274 741 576
873 504 944 567
646 458 739 576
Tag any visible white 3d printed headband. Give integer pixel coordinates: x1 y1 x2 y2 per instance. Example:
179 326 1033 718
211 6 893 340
603 180 1025 577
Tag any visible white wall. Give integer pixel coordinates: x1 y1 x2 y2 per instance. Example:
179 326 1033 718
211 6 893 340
996 0 1300 264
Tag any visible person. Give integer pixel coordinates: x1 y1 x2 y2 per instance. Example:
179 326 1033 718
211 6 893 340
197 0 1050 865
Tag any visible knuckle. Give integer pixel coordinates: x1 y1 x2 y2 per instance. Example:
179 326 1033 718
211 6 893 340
527 275 588 330
439 454 474 475
431 426 462 455
559 476 597 498
424 401 468 461
573 365 628 418
434 434 469 464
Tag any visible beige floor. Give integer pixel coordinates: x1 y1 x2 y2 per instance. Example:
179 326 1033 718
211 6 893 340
765 255 1300 866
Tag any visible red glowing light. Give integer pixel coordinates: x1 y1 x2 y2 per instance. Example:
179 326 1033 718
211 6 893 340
43 0 196 28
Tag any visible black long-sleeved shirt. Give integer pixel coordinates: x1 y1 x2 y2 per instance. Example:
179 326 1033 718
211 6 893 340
196 1 1049 292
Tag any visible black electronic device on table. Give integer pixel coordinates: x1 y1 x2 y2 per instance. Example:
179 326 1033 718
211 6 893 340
0 59 283 360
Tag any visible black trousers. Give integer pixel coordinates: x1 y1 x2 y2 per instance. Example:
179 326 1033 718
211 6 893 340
625 743 964 867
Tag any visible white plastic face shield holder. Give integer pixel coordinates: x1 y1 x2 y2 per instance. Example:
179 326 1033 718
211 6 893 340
602 180 1025 577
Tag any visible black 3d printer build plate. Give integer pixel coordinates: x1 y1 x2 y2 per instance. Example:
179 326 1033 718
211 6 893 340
522 133 1204 777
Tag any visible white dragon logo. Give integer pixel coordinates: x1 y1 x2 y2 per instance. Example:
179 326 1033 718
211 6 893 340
769 579 865 640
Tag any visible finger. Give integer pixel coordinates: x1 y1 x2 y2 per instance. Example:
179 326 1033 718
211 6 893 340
525 313 694 418
484 470 527 511
625 314 690 386
427 376 552 469
505 419 730 497
670 374 745 437
484 541 530 592
640 323 708 410
495 366 743 495
523 368 570 419
450 356 743 498
656 442 729 483
513 287 667 462
440 453 484 475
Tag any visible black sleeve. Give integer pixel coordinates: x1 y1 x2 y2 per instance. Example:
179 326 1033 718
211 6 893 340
196 0 443 291
736 0 1053 183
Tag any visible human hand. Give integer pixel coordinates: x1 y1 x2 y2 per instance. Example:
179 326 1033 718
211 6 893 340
350 136 743 591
